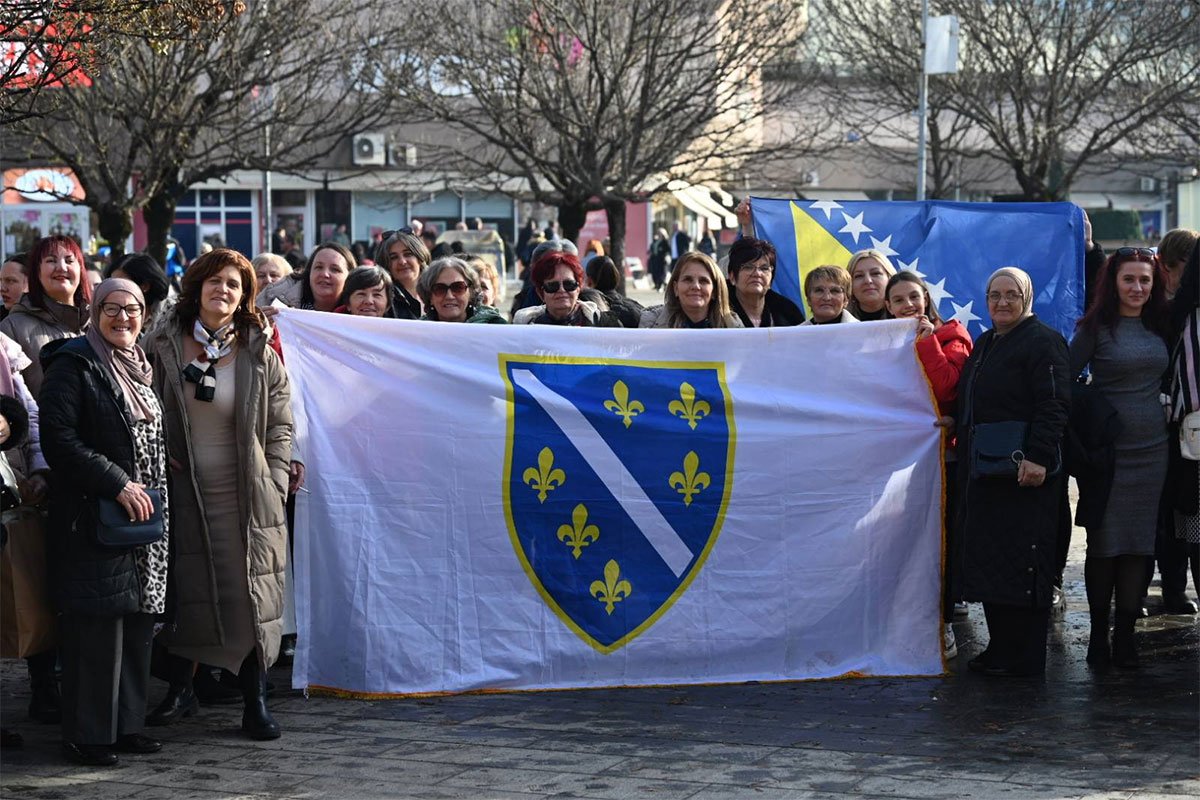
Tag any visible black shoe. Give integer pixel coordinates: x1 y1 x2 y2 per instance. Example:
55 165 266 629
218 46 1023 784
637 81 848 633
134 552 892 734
114 733 162 754
1086 636 1111 668
28 679 61 724
1162 594 1199 615
1112 613 1140 669
194 667 242 706
1 728 23 748
62 741 118 767
239 654 281 741
145 686 199 727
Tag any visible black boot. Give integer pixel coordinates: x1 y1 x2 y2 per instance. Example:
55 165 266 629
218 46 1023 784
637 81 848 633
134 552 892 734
239 652 280 740
1086 605 1111 668
146 654 198 727
26 650 60 724
194 664 242 706
1111 612 1140 669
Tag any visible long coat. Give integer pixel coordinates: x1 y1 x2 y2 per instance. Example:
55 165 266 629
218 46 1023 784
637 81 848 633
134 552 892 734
0 296 88 397
38 338 155 616
148 321 293 667
955 315 1070 608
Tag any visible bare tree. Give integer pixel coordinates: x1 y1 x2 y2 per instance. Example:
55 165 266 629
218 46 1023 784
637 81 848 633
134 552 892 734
379 0 828 270
1 0 243 125
814 0 1200 201
5 0 390 263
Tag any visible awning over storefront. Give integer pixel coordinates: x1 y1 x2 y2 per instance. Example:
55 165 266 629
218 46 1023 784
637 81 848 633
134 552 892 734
667 180 737 229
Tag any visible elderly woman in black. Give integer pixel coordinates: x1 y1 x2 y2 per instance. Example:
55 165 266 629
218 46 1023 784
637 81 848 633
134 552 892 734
956 267 1070 677
726 238 805 327
39 279 169 766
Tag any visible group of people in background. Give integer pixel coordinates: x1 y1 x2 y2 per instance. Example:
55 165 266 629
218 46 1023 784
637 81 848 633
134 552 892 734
0 210 1196 766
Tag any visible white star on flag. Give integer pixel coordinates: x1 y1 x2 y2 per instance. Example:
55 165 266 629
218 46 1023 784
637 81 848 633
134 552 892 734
897 258 923 279
949 300 981 328
809 200 842 220
926 277 953 310
839 212 872 244
868 235 898 257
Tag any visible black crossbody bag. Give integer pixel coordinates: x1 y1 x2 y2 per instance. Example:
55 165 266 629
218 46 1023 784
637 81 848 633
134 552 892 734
94 488 164 549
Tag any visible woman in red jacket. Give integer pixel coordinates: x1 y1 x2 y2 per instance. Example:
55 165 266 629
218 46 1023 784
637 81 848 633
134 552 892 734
885 270 974 659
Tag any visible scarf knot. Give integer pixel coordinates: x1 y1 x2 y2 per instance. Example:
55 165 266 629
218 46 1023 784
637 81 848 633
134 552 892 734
183 321 235 402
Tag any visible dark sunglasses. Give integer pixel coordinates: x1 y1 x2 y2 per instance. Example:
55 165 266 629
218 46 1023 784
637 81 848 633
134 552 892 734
431 281 469 297
1115 247 1156 259
542 279 579 294
380 227 415 239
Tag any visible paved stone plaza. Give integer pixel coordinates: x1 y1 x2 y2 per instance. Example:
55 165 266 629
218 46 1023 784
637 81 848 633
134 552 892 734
1 523 1197 800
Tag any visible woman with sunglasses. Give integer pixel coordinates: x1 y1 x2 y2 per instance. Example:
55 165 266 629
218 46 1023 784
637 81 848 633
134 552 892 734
1069 247 1171 668
514 251 622 326
417 257 506 324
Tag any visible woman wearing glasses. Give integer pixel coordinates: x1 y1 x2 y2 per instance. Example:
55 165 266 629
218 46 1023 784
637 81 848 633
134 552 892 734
955 267 1070 677
38 279 168 765
639 252 741 329
726 238 804 328
1070 247 1171 668
418 258 505 324
515 251 622 326
146 250 293 740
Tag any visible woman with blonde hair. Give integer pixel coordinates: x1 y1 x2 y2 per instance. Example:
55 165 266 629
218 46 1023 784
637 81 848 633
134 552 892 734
639 252 742 329
847 249 896 321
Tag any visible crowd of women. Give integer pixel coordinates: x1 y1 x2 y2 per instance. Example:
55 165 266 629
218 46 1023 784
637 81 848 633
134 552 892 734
0 215 1196 765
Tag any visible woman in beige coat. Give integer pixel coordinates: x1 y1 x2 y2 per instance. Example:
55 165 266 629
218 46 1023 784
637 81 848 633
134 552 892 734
146 249 292 740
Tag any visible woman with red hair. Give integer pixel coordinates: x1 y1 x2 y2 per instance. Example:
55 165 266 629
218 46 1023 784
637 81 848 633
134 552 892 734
1070 248 1172 669
0 235 91 397
512 252 622 326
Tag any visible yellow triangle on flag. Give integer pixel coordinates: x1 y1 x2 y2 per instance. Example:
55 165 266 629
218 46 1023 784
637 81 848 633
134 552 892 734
790 201 855 317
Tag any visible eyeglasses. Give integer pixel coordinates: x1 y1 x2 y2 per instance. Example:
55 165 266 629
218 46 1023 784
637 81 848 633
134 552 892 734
986 291 1023 304
741 264 773 274
1115 247 1155 259
431 281 469 297
542 279 579 294
99 302 144 318
380 227 415 239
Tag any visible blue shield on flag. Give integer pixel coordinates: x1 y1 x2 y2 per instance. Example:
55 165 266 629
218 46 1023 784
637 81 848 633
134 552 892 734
500 355 735 653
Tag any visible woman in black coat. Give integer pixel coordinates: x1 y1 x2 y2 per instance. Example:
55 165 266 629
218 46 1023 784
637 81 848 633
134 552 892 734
39 279 169 766
955 267 1070 677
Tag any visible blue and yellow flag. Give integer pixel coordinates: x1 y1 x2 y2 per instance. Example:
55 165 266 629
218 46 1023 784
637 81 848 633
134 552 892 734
752 198 1086 339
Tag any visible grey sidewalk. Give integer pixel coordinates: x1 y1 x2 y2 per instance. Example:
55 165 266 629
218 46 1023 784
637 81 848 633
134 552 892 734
2 535 1197 800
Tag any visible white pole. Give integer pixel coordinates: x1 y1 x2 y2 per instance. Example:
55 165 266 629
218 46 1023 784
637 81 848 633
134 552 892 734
916 0 929 201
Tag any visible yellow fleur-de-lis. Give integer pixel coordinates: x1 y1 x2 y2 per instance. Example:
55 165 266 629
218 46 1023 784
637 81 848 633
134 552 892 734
603 380 644 429
522 447 566 503
668 382 711 430
589 559 632 615
557 503 600 558
668 451 710 506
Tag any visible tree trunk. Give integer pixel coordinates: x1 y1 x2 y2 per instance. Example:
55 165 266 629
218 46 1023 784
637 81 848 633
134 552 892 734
603 196 627 295
143 192 178 268
96 203 133 259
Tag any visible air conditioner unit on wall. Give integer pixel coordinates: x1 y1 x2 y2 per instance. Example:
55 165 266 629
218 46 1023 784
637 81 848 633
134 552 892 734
352 132 386 166
802 170 820 187
390 143 417 167
1139 176 1157 192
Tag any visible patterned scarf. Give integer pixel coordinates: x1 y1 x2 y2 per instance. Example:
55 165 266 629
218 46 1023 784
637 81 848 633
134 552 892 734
182 320 236 402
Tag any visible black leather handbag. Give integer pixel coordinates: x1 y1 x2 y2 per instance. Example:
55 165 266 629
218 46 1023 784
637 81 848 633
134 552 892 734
970 421 1061 480
94 488 164 548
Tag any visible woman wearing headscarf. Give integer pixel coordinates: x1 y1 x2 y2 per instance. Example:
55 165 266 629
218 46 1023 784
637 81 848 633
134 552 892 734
639 252 742 329
146 249 292 740
1070 249 1171 668
39 279 169 765
955 267 1070 677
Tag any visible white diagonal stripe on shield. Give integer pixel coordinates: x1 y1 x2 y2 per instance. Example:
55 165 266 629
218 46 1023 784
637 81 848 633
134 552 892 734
511 369 694 578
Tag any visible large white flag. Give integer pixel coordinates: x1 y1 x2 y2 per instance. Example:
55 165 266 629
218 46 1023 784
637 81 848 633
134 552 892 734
277 311 945 695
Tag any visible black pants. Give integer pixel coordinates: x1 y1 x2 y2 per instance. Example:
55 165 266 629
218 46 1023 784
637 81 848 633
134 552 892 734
943 466 960 622
981 602 1050 675
58 612 155 746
